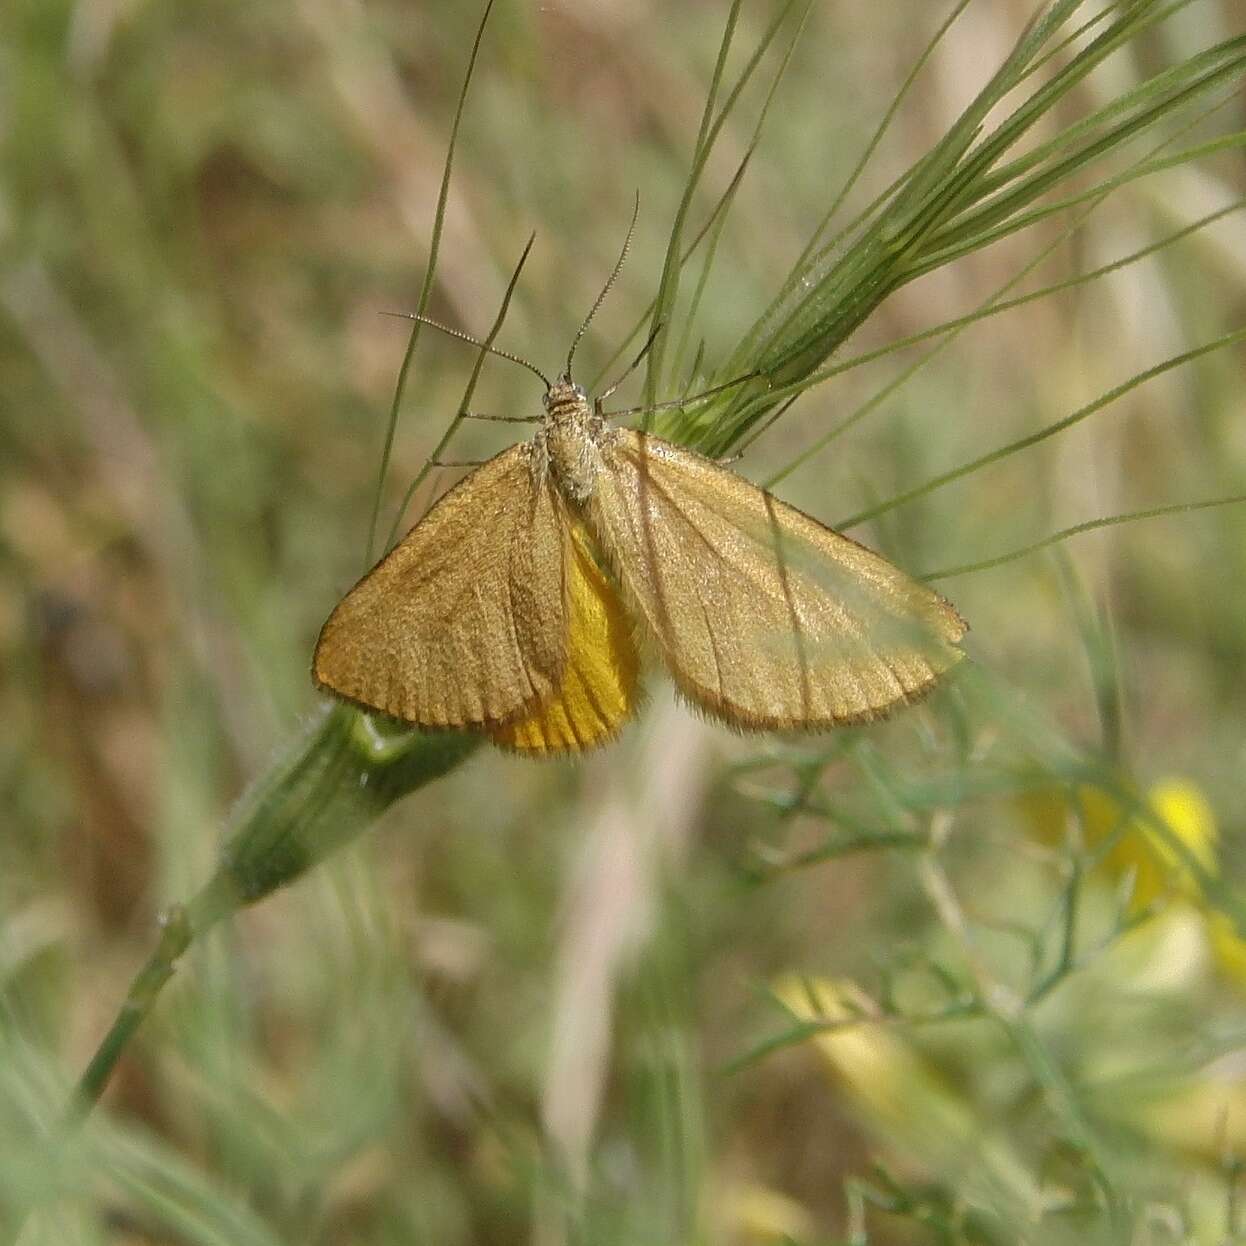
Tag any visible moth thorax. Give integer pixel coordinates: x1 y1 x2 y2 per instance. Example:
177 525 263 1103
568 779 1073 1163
541 380 600 502
544 419 599 503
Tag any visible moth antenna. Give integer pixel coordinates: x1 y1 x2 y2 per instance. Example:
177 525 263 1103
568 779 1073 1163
566 190 640 379
380 311 551 390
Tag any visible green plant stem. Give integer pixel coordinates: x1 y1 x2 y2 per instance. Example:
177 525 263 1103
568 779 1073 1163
920 491 1246 581
8 708 476 1244
365 0 496 567
66 905 195 1127
62 705 475 1132
838 326 1246 531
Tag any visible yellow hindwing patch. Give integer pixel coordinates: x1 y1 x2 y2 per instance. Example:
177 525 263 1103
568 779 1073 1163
490 524 639 754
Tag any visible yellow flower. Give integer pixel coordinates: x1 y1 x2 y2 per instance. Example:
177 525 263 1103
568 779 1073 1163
772 976 1039 1217
772 976 966 1137
724 1182 816 1242
1147 779 1218 895
1020 776 1246 984
1019 777 1216 909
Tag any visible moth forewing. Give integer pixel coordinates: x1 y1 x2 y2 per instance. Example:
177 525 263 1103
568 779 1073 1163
582 430 966 730
312 443 570 729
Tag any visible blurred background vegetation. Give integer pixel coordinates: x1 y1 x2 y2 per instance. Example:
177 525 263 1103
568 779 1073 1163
2 0 1245 1242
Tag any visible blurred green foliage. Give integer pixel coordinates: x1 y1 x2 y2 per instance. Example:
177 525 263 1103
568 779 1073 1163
1 1 1245 1243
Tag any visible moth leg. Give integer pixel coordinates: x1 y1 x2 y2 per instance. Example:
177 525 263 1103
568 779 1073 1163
602 369 767 420
431 457 487 467
596 321 663 404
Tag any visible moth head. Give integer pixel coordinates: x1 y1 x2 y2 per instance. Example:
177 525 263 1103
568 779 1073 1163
544 376 588 410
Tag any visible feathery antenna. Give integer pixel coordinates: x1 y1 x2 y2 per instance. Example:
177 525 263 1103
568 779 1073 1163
565 191 640 379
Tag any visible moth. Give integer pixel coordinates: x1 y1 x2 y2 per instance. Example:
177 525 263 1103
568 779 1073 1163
313 368 965 754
